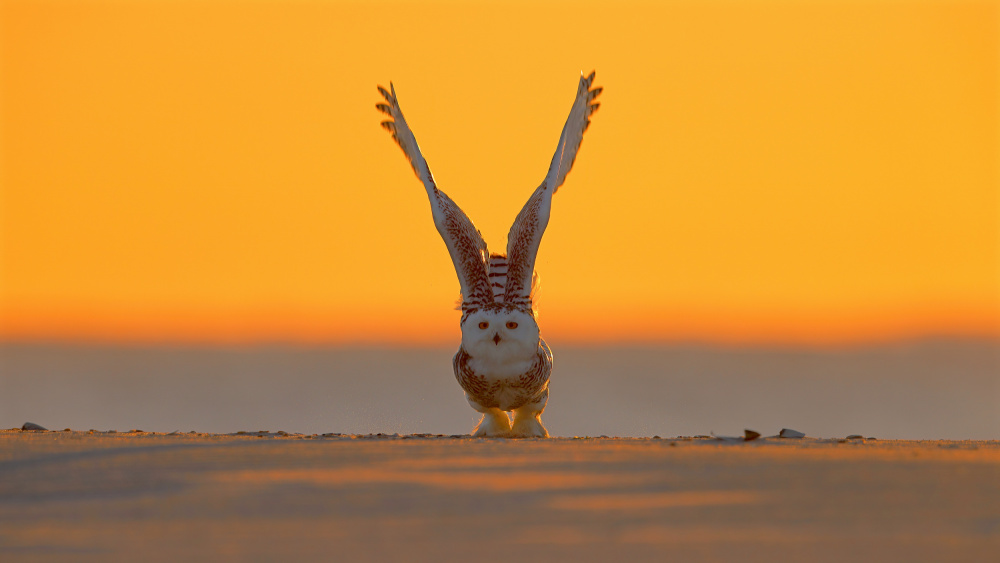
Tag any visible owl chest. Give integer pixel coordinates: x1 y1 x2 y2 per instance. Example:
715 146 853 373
453 346 550 411
467 353 536 381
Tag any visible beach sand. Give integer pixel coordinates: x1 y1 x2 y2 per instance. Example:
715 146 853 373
1 429 997 562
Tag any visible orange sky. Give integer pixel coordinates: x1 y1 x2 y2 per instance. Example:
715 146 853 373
1 0 997 346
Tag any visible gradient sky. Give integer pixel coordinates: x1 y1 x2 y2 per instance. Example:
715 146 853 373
1 0 997 345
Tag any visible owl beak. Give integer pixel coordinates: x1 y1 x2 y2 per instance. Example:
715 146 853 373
493 333 501 345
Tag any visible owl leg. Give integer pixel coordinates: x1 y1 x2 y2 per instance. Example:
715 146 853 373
510 388 549 438
467 396 512 437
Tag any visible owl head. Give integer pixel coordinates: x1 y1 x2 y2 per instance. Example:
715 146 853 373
461 304 540 361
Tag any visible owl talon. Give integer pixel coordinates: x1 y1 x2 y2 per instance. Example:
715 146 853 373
472 409 512 437
511 412 548 438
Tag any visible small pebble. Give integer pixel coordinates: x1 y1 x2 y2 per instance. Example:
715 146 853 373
21 422 47 431
779 428 805 439
846 435 864 440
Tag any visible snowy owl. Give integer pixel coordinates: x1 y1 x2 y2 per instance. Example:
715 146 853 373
376 72 602 437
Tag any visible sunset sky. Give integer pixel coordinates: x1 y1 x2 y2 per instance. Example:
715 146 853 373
1 0 997 346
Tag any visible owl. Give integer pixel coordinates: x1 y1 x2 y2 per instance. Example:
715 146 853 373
376 72 602 437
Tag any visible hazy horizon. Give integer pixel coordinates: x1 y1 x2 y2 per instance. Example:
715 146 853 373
3 338 996 440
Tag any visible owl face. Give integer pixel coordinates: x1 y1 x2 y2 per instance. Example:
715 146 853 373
461 307 540 362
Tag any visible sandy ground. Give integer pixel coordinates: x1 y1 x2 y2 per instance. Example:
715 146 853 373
1 429 998 562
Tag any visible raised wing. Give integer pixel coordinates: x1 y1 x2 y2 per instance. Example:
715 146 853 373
377 83 493 307
504 71 601 305
545 71 602 194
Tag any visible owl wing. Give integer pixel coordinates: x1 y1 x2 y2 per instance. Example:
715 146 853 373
504 71 601 305
377 83 493 307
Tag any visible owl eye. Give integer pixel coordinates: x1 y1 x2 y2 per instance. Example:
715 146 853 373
478 321 489 330
506 321 518 329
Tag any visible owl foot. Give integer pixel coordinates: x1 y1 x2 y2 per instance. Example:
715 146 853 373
472 409 512 437
510 413 549 438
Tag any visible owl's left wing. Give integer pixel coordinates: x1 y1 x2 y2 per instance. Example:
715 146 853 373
377 83 494 307
504 72 601 305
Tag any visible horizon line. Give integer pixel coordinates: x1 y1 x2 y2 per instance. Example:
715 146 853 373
3 332 998 352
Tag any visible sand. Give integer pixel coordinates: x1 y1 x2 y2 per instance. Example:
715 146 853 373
1 429 997 562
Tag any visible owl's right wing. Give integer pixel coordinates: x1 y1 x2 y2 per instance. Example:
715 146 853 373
543 71 602 194
377 83 494 307
504 72 602 305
